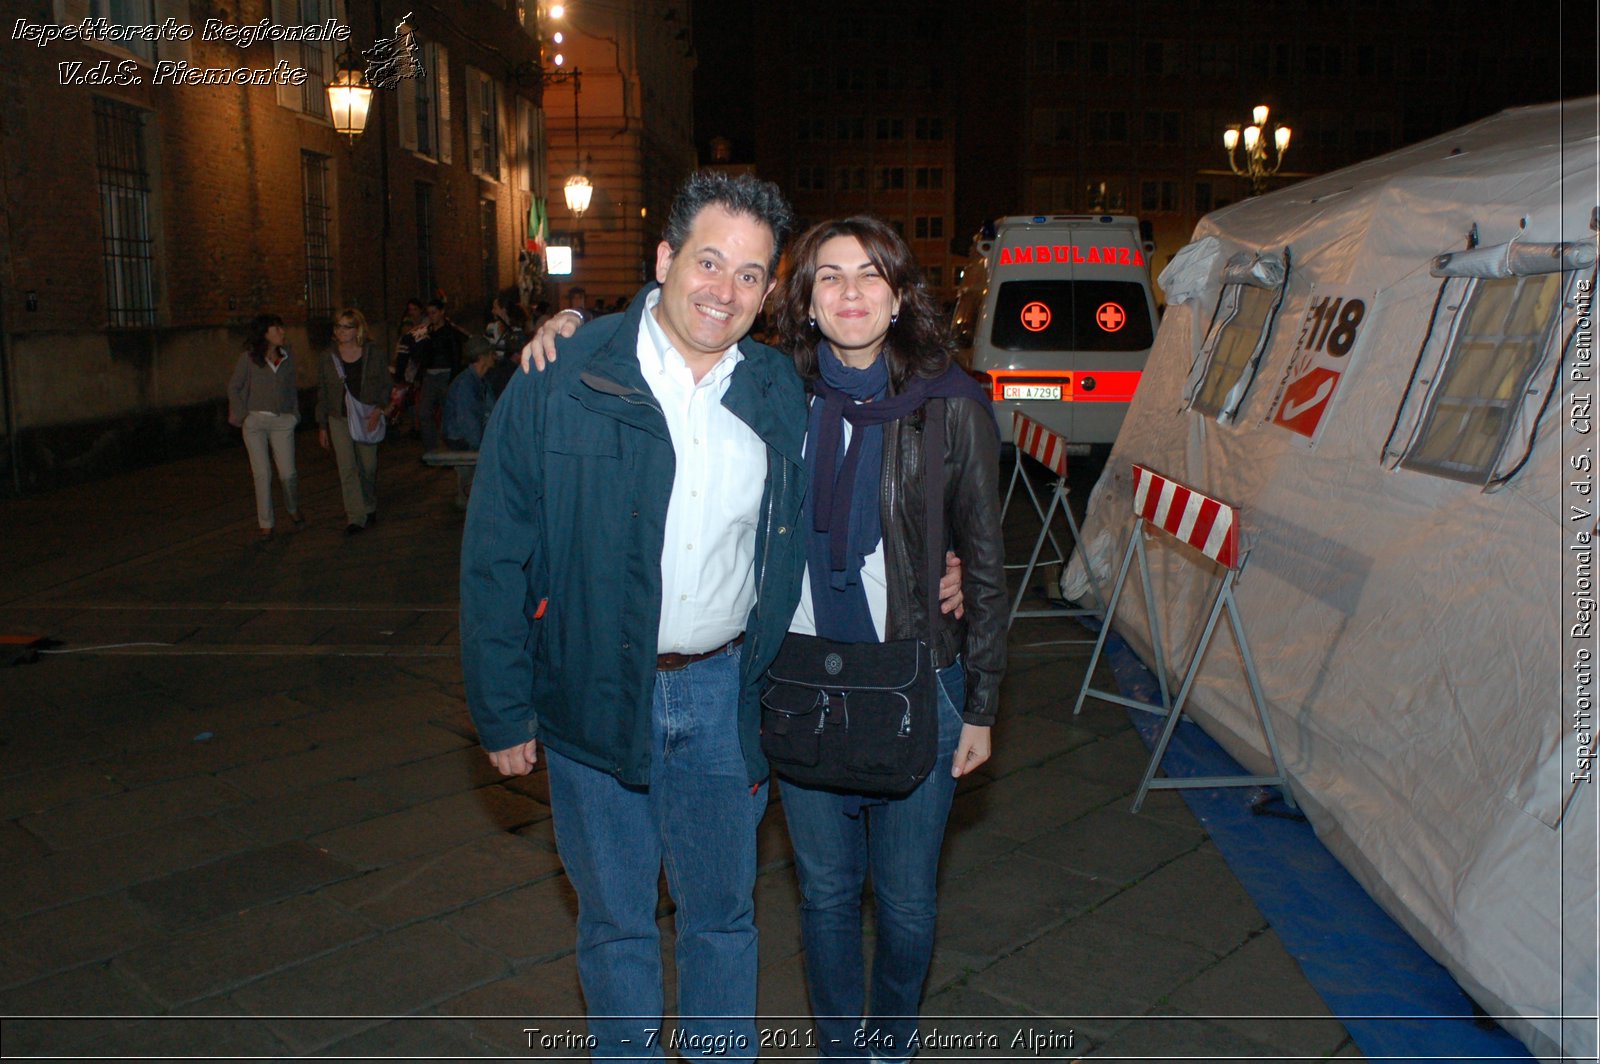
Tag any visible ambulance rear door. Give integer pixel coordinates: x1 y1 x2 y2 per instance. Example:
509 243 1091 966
977 217 1157 448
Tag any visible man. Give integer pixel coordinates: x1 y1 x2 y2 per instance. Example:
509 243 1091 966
461 171 806 1062
442 334 498 510
564 285 589 313
410 297 468 452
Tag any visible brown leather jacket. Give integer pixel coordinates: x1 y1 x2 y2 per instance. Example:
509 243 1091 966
879 394 1007 725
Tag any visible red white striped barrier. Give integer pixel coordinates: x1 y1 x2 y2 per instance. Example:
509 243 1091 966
1131 464 1239 570
1077 462 1293 812
1012 412 1068 478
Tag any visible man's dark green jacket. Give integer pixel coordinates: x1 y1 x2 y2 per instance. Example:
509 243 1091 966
460 286 808 786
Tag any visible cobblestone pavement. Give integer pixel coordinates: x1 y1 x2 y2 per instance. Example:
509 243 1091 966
0 433 1362 1060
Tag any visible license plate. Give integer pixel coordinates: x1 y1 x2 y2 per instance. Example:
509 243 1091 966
1004 384 1061 401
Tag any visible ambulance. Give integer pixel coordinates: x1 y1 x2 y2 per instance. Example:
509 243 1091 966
951 214 1159 450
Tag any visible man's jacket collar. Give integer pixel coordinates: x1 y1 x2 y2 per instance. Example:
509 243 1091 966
571 282 804 465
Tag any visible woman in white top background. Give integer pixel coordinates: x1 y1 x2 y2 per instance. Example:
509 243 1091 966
226 313 303 541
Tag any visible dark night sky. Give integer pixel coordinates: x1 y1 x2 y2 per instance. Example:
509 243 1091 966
690 0 762 161
689 1 1598 168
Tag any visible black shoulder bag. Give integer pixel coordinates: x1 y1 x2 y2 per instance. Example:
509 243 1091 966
760 400 949 797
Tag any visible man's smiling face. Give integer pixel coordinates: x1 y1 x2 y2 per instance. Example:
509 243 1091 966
650 204 776 365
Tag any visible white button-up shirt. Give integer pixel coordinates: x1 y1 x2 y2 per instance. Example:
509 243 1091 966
638 290 767 654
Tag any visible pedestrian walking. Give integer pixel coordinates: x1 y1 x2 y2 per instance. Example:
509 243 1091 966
316 308 389 534
226 313 303 540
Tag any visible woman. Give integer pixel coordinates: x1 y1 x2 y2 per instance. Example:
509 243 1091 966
316 308 389 534
771 216 1007 1063
486 289 529 399
387 297 426 432
227 313 303 540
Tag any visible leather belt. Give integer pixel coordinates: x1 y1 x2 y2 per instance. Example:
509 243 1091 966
656 634 744 672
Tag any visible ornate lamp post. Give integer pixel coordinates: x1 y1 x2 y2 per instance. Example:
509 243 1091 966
1223 104 1292 196
545 65 591 216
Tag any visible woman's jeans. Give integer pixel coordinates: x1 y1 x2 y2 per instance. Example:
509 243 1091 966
241 411 299 529
780 660 966 1062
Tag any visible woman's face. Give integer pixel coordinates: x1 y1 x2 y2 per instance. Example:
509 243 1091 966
265 324 286 347
809 235 901 368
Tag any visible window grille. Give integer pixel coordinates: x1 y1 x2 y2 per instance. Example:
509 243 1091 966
94 97 157 327
414 60 436 154
299 4 329 119
468 68 501 176
273 0 334 119
302 152 334 317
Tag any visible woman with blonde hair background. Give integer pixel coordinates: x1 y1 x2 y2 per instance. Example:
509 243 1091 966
316 308 389 534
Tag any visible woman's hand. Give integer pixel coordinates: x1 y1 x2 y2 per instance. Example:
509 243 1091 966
365 408 383 434
519 311 583 373
951 724 991 777
318 427 331 451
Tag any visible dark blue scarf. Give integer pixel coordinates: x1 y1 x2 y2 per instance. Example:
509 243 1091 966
803 344 996 642
804 343 889 643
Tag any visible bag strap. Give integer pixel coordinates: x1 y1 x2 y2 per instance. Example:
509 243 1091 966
922 398 946 643
335 350 368 401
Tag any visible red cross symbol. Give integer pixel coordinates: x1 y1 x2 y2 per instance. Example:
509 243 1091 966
1095 302 1126 332
1020 301 1052 332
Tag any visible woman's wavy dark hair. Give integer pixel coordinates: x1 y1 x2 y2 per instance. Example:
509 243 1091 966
245 313 285 367
772 215 951 388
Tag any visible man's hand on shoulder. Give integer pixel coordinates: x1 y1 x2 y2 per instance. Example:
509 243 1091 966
940 550 965 619
487 739 539 776
520 310 585 374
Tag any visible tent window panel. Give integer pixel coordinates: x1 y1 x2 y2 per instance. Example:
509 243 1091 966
1400 273 1562 483
1192 284 1273 417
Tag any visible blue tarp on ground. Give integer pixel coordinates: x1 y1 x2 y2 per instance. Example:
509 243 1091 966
1100 628 1535 1063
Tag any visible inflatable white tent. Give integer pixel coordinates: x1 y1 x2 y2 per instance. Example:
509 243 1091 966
1067 98 1598 1062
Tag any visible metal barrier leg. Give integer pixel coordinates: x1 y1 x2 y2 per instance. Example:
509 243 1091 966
1009 480 1068 621
1022 466 1069 568
1134 529 1172 716
1072 523 1141 716
1004 459 1068 573
1132 568 1291 813
1132 571 1230 812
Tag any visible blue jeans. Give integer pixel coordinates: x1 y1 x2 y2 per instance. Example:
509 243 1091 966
779 661 966 1062
546 644 766 1063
